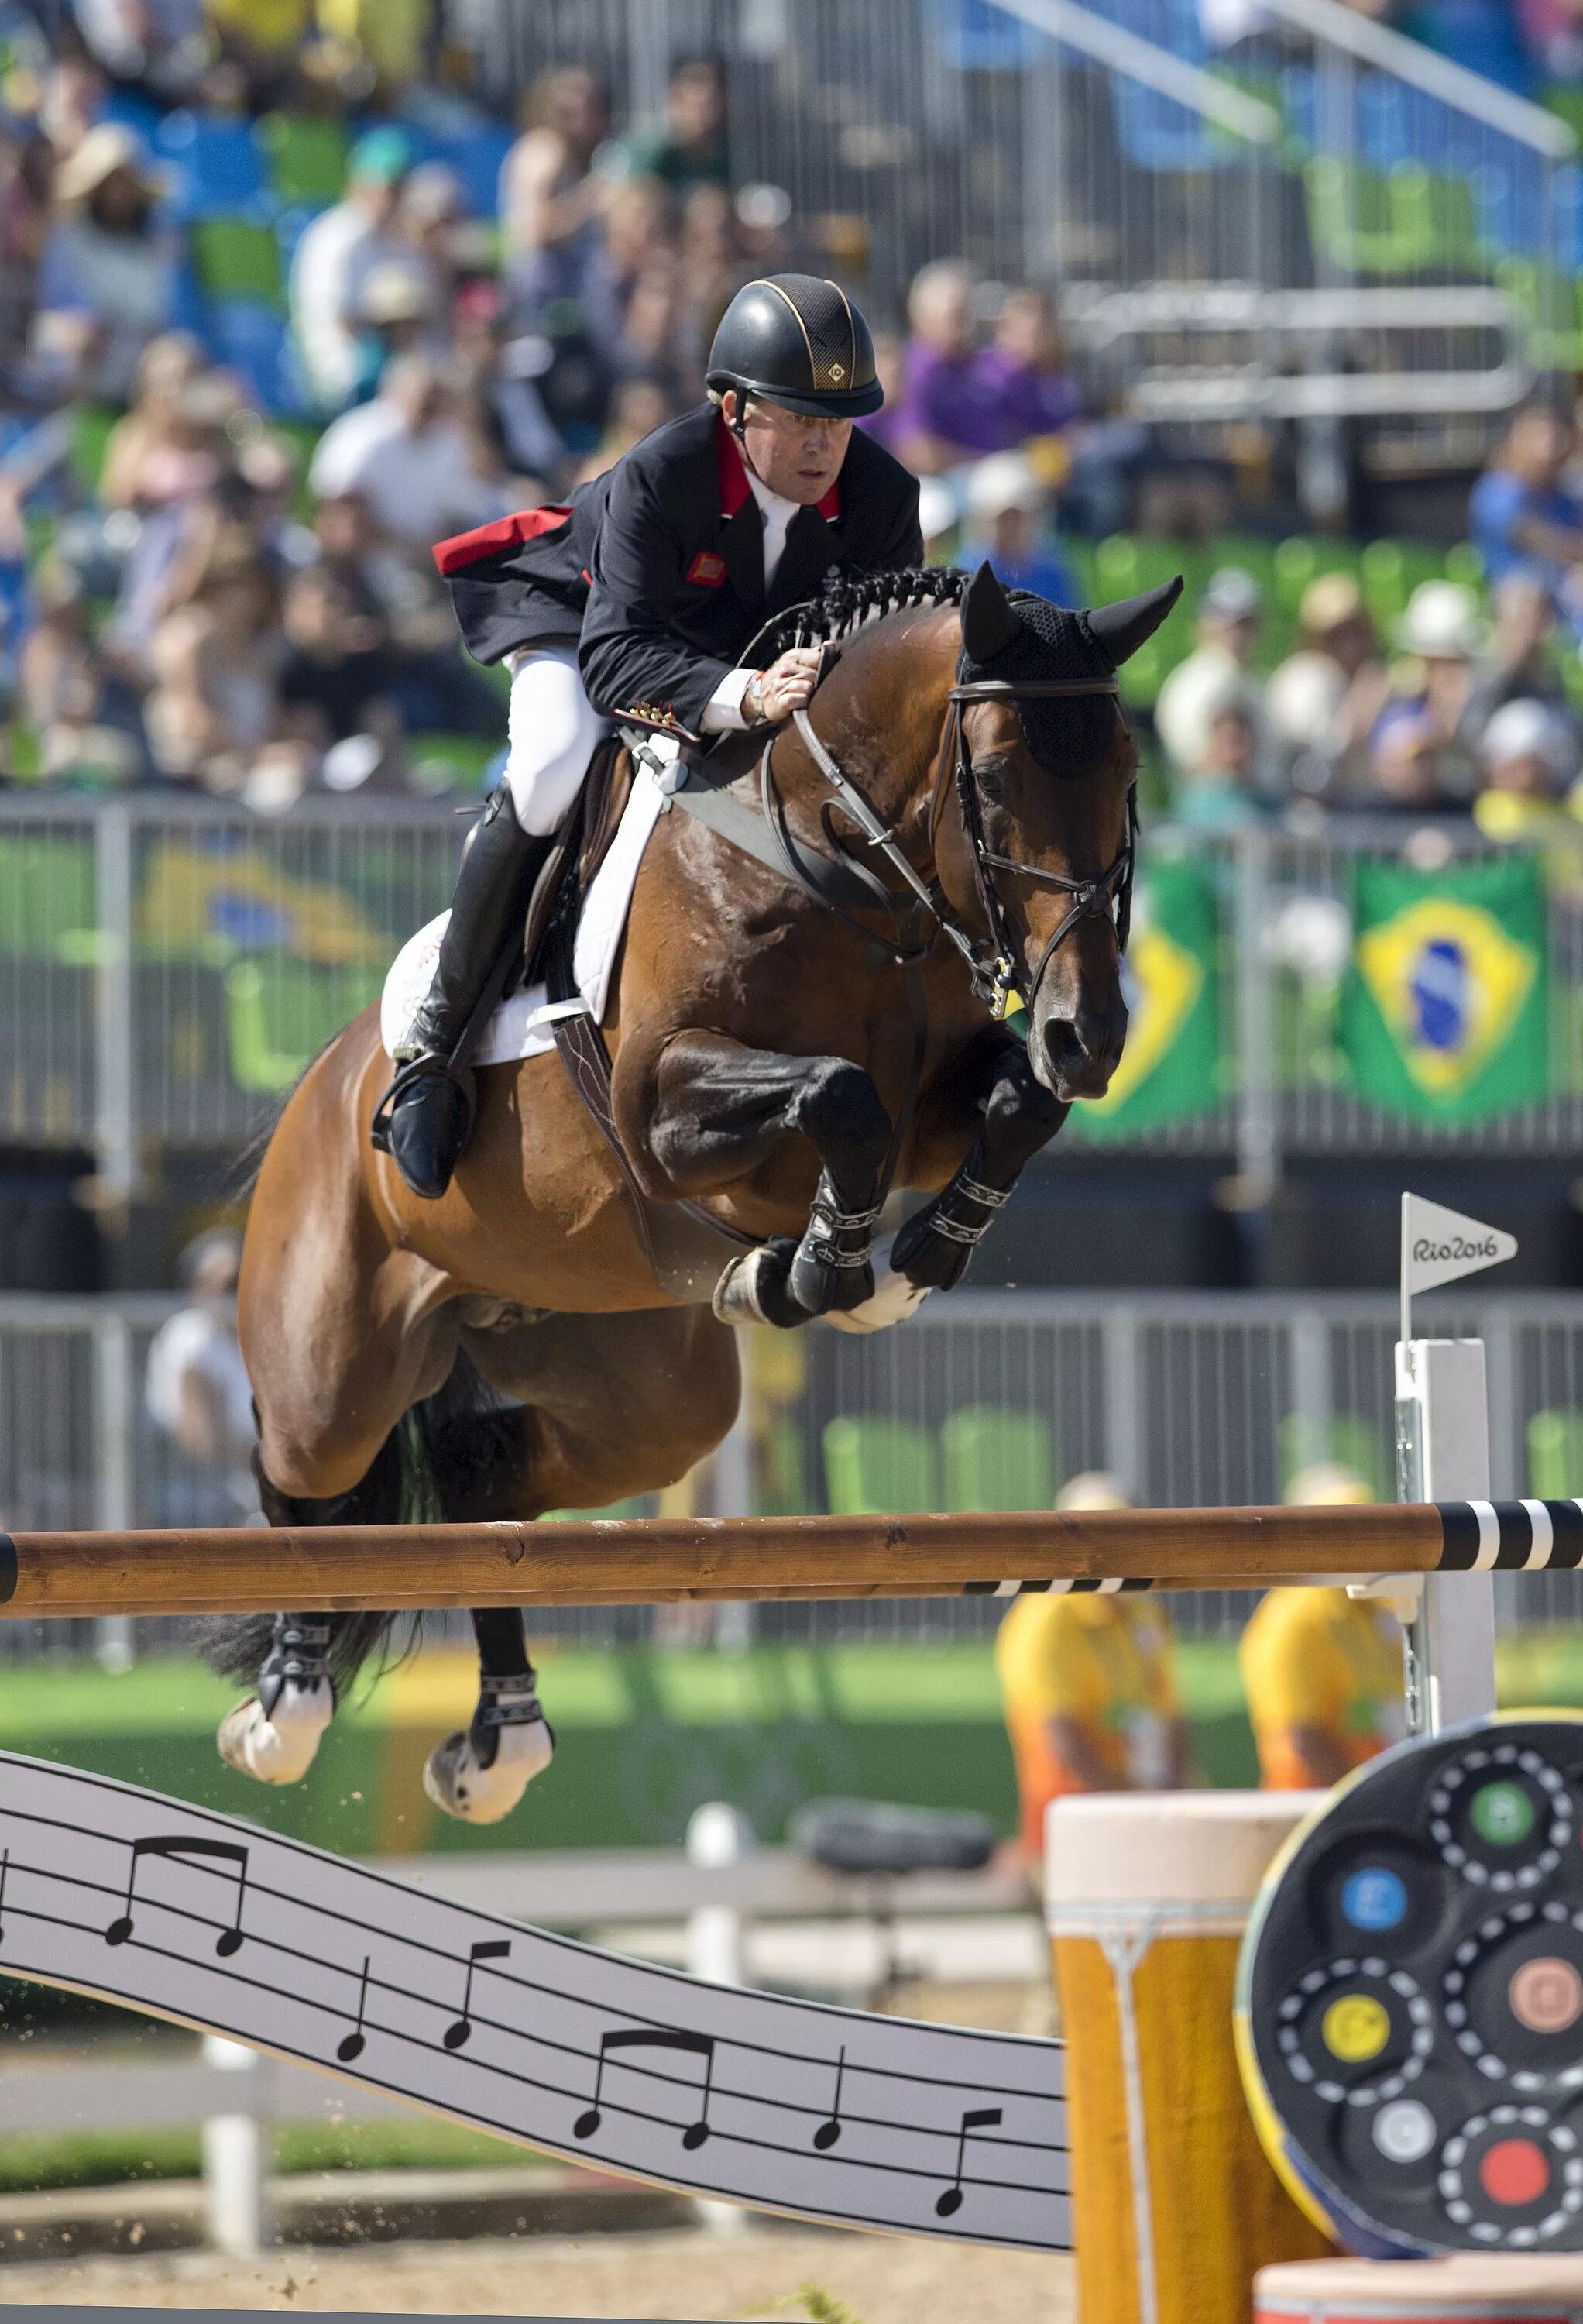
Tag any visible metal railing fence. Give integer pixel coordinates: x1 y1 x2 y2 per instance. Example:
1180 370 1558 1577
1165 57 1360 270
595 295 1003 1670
8 1287 1583 1666
9 797 1583 1182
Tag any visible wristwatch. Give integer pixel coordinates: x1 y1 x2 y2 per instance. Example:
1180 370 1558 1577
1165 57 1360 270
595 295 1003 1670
744 672 766 724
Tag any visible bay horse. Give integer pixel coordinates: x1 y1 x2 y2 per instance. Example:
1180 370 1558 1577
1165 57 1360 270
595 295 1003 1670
204 561 1180 1821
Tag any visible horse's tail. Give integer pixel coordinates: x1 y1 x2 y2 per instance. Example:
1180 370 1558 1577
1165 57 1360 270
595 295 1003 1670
196 1351 524 1700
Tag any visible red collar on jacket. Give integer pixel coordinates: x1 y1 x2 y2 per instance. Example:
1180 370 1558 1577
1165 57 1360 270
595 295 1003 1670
716 414 840 523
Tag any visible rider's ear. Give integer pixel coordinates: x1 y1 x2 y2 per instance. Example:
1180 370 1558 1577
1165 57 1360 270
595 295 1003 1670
1083 576 1184 671
960 561 1021 663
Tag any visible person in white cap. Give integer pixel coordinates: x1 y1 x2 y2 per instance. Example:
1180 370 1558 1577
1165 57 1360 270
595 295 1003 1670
959 450 1077 603
1391 579 1485 799
35 125 177 400
1475 696 1578 811
1155 565 1272 791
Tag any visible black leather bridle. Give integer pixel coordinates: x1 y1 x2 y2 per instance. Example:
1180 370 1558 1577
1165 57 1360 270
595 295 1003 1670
942 672 1137 1022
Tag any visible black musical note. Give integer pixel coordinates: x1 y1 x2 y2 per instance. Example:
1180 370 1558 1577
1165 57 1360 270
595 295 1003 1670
574 2028 716 2149
337 1957 371 2064
812 2047 846 2151
935 2106 1003 2218
442 1938 511 2051
105 1836 248 1955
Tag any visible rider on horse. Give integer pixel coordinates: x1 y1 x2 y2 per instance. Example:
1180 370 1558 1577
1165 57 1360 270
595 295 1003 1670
380 272 924 1201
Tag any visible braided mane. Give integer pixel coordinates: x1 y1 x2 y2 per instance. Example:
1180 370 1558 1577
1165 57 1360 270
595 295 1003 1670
750 566 967 662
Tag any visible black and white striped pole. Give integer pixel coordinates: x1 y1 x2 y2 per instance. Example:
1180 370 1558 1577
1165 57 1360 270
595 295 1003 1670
1394 1192 1517 1734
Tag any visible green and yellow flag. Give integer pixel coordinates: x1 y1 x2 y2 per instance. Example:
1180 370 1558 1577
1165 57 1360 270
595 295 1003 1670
1070 858 1221 1139
1341 854 1547 1123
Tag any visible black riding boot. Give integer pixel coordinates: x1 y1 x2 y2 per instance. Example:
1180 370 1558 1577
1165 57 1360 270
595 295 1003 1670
376 794 551 1201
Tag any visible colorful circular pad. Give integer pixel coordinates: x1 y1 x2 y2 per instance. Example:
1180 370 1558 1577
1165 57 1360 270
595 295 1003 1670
1238 1715 1583 2258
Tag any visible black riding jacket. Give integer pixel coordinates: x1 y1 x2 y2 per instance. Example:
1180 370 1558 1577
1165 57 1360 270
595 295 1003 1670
432 401 922 738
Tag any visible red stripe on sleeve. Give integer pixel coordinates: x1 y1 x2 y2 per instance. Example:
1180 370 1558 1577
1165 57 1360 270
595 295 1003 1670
431 504 572 576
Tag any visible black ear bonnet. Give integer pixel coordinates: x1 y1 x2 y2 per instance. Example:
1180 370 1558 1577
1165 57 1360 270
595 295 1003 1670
957 593 1124 772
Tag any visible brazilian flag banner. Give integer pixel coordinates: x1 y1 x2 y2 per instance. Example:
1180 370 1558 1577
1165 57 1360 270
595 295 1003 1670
1341 854 1547 1124
1069 858 1221 1139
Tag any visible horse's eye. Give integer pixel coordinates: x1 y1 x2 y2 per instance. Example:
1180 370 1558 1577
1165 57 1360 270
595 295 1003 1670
975 756 1010 802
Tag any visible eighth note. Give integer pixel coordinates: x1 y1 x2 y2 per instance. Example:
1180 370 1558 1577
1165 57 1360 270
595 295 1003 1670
935 2106 1003 2219
574 2028 716 2149
443 1938 510 2051
812 2047 846 2151
337 1957 371 2064
105 1836 248 1955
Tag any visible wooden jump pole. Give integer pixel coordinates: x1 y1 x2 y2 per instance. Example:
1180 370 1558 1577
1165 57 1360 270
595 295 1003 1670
0 1497 1572 1621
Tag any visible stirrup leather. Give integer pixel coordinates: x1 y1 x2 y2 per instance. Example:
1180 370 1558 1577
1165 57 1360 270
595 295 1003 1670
369 1053 478 1157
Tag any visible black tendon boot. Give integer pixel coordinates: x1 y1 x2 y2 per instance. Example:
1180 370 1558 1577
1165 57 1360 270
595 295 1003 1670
373 792 552 1199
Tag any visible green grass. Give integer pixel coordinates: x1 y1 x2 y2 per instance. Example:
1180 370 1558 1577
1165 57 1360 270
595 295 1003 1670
0 2115 545 2195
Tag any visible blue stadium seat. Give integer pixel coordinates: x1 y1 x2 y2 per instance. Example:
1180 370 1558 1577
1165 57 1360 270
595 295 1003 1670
1474 159 1581 265
206 300 296 414
154 111 267 220
926 0 1045 70
1358 81 1501 174
1410 0 1535 96
1113 81 1227 172
405 122 515 220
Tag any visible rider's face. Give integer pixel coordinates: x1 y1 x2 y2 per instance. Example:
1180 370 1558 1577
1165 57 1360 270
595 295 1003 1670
730 393 852 505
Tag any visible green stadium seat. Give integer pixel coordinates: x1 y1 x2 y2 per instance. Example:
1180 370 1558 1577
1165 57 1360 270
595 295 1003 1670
1277 1412 1392 1501
1527 1409 1583 1499
191 216 286 310
941 1405 1056 1512
822 1416 940 1514
224 957 385 1093
256 112 349 209
1303 157 1471 276
1359 540 1450 630
1444 542 1485 592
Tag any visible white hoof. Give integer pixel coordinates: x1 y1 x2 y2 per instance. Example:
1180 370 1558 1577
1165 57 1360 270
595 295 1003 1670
825 1237 933 1336
423 1714 555 1825
217 1683 333 1786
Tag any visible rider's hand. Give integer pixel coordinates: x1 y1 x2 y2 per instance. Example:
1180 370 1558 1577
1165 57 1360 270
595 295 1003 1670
750 647 822 724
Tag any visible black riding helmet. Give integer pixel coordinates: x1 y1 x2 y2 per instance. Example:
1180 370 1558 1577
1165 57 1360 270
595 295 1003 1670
705 273 884 420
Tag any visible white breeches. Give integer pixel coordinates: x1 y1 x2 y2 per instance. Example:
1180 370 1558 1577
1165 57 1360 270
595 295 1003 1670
502 646 612 837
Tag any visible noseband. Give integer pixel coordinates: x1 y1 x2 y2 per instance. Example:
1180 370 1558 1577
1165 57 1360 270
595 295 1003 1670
943 673 1136 1021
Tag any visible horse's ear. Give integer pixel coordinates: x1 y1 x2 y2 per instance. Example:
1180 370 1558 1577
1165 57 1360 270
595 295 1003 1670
1084 577 1183 670
960 561 1022 663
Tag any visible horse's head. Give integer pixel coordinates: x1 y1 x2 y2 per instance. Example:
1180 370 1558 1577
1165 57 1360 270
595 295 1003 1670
939 561 1180 1102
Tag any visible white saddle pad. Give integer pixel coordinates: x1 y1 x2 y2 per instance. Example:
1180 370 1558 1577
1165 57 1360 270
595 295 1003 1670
381 768 665 1065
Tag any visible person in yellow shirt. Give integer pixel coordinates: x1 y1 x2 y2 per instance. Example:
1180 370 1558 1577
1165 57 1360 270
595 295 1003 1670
995 1473 1191 1862
1240 1463 1407 1790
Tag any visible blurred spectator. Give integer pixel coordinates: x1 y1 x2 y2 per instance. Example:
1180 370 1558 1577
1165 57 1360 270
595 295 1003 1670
19 555 147 782
314 0 430 102
671 181 743 371
960 452 1077 603
1265 572 1389 801
1239 1463 1405 1791
308 355 506 546
1155 566 1272 789
98 330 208 509
1519 0 1583 78
501 64 612 315
917 474 959 564
995 1471 1190 1864
277 561 395 747
205 0 314 110
145 1227 256 1515
71 0 208 105
146 528 286 792
0 111 53 345
290 125 412 412
621 56 730 195
1472 697 1580 841
1463 573 1573 741
1171 679 1267 828
451 278 568 487
893 259 985 473
976 287 1082 449
573 375 675 485
581 176 672 373
1469 403 1583 634
1366 579 1484 806
34 124 177 401
394 161 467 319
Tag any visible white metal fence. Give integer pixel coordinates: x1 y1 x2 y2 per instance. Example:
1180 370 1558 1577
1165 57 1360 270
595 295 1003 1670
8 1287 1583 1662
6 799 1583 1184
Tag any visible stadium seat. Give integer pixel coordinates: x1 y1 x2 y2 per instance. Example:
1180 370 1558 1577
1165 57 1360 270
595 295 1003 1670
1471 159 1576 266
225 957 385 1094
154 111 267 218
205 300 294 412
191 216 286 308
406 122 516 220
256 112 349 211
822 1417 940 1515
1527 1410 1583 1498
941 1405 1056 1513
1304 157 1465 276
1358 81 1502 176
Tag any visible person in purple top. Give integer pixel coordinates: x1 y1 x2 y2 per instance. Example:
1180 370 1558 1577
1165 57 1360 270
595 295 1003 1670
973 287 1083 445
891 260 993 473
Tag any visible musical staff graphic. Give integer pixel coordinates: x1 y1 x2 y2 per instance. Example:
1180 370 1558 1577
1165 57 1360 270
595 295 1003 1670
575 2027 716 2148
337 1957 371 2064
936 2107 1004 2218
443 1938 511 2052
105 1834 249 1956
813 2047 846 2151
0 1751 1070 2252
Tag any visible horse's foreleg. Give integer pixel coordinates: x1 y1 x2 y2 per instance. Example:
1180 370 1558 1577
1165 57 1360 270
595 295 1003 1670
834 1036 1067 1333
642 1032 894 1327
423 1608 555 1826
